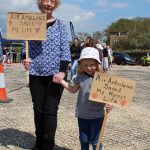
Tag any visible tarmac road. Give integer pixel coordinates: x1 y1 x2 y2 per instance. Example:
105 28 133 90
0 64 150 150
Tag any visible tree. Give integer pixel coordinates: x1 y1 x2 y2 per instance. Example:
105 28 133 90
92 31 104 41
76 32 91 42
105 17 150 50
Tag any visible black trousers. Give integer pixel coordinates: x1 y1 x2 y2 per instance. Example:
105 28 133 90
13 54 17 63
29 75 64 150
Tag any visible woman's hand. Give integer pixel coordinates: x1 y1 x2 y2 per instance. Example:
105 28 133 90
68 63 72 70
22 58 32 71
53 72 65 84
104 104 113 113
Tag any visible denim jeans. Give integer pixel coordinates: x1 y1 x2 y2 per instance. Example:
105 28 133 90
70 59 78 81
78 118 104 150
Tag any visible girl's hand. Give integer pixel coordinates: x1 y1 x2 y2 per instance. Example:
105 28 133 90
22 58 32 71
104 104 113 113
53 72 65 84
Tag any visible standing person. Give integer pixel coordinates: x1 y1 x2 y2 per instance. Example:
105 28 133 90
70 37 81 83
12 47 17 63
0 36 3 63
5 47 11 64
2 47 6 65
59 47 112 150
102 43 109 72
22 0 71 150
95 40 103 62
107 46 113 69
82 36 95 48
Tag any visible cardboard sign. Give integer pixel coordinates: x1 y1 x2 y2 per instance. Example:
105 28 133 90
89 72 136 109
7 12 47 40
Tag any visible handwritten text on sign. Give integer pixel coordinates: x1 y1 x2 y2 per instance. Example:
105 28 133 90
89 72 136 109
7 12 47 40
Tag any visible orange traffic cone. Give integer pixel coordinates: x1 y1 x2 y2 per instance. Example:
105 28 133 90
0 63 13 103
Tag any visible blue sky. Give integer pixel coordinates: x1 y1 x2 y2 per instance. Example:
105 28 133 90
0 0 150 39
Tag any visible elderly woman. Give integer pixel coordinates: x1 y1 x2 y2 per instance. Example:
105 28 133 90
22 0 71 150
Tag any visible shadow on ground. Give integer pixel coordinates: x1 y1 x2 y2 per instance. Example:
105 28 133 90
0 128 72 150
0 128 35 149
55 145 72 150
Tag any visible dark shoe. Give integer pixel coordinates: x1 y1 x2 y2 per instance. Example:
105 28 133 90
31 145 39 150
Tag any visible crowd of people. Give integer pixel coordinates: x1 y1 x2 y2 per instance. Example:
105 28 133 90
1 47 18 65
69 36 113 83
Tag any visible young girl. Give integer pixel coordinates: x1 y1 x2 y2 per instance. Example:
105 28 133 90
60 47 112 150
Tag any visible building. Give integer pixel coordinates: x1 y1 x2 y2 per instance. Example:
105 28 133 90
109 32 129 47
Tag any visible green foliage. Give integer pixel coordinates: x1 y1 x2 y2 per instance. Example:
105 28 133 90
113 38 136 50
76 32 91 42
106 17 150 50
76 31 106 44
73 17 150 51
92 31 105 41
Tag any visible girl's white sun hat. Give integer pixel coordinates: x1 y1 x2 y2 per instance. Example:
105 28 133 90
78 47 101 64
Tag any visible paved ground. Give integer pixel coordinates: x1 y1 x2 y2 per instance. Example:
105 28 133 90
0 64 150 150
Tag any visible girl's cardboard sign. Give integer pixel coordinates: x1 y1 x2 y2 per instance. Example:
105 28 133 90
7 12 47 40
89 72 136 109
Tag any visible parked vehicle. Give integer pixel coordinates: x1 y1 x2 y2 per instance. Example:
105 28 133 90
112 51 136 65
141 56 150 66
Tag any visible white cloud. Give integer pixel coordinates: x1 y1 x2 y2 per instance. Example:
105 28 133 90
68 0 83 2
10 0 34 7
126 16 135 20
96 0 128 9
55 3 95 22
96 0 109 8
72 11 96 22
112 2 128 9
146 0 150 3
55 3 83 21
82 11 96 20
54 3 98 36
0 0 37 13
